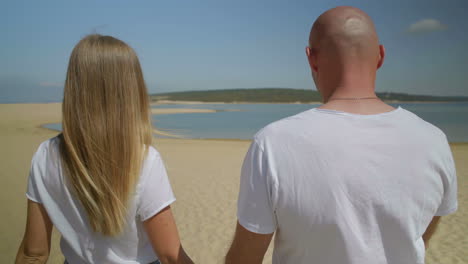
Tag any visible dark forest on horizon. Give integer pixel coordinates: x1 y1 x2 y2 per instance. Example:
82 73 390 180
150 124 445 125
151 88 468 103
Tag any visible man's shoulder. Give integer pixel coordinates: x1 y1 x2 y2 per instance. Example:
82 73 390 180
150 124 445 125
253 108 318 142
253 107 449 145
399 108 448 141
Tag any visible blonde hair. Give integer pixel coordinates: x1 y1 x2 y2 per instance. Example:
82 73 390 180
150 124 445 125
60 34 153 236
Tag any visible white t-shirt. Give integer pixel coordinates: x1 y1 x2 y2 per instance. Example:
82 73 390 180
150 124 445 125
26 136 176 264
238 107 457 264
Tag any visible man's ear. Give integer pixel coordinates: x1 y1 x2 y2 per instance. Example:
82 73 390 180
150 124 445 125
377 44 385 69
306 46 318 72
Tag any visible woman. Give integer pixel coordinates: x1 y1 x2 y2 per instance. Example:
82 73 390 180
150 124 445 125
15 35 193 264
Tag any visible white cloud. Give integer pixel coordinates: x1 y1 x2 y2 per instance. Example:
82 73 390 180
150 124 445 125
39 82 62 88
406 19 447 34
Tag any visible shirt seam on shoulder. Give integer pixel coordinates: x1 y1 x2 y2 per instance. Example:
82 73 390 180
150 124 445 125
252 135 279 216
252 137 266 152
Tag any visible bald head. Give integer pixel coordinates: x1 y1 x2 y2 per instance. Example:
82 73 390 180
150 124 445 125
306 6 385 102
309 6 379 61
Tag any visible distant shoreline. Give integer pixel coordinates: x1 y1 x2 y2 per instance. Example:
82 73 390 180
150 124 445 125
151 100 467 105
1 102 466 143
151 100 324 105
151 88 468 104
2 100 467 106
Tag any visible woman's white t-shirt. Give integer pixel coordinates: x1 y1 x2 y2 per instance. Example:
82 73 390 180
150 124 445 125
26 136 175 263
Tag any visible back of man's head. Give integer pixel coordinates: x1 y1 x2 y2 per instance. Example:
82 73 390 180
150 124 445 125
310 6 379 63
307 6 384 101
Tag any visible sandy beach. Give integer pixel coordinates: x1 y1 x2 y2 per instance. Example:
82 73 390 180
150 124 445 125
1 103 466 263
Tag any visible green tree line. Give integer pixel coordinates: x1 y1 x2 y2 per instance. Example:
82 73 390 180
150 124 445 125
151 88 468 103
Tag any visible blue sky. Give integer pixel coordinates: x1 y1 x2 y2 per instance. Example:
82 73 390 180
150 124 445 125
2 0 467 103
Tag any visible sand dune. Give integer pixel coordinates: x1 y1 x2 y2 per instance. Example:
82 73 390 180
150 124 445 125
0 103 466 263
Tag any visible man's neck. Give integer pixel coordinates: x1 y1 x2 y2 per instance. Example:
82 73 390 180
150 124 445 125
320 89 395 115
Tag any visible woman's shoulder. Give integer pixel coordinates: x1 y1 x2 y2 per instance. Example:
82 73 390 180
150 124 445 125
28 136 62 190
136 145 167 189
147 144 159 156
32 135 61 162
145 145 163 163
141 145 165 175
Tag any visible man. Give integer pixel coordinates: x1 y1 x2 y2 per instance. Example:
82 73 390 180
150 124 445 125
225 6 457 264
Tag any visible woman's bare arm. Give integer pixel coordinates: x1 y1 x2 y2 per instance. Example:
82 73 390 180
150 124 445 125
15 200 53 264
143 206 194 264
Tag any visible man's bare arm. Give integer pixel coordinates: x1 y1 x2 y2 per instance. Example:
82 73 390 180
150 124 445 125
225 222 273 264
422 216 441 249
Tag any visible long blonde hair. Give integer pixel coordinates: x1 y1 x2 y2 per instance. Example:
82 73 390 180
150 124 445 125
60 34 153 236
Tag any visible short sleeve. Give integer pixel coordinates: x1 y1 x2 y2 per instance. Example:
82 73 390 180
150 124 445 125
435 141 458 216
237 140 277 234
137 150 176 221
26 144 46 203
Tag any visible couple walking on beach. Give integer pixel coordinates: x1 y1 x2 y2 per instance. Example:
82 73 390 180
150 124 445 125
15 6 457 264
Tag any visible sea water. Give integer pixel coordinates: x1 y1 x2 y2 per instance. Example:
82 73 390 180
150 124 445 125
44 102 468 142
151 103 468 142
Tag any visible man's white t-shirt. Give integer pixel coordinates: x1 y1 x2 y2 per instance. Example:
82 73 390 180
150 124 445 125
26 136 176 264
238 107 457 264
